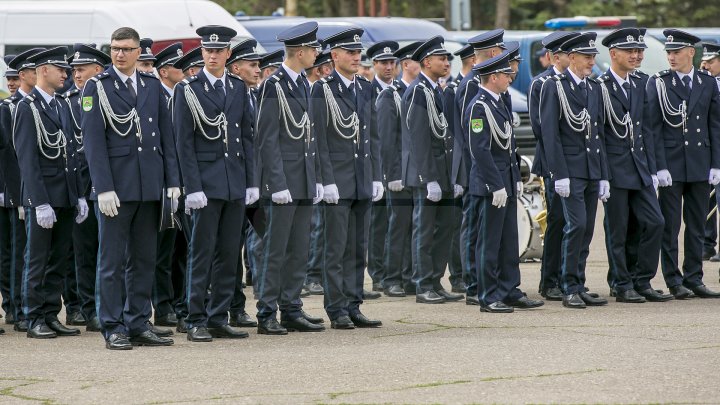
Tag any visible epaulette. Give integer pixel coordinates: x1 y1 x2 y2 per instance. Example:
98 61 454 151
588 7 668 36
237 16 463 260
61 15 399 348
95 71 111 81
356 75 370 83
64 88 79 98
539 76 548 83
553 74 565 81
138 70 158 80
655 70 670 77
475 93 487 103
587 76 598 84
472 75 481 83
447 81 458 89
597 74 610 83
21 94 35 104
322 75 335 83
634 69 648 77
697 69 712 77
629 71 641 79
227 72 244 82
1 98 12 105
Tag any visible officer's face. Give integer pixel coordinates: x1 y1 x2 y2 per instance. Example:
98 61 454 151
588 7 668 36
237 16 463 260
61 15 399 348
135 60 154 74
319 62 333 78
666 47 695 73
569 53 595 78
635 49 645 67
159 65 184 86
40 65 67 91
110 39 140 73
184 66 201 78
493 72 512 93
706 57 720 77
296 46 320 70
424 55 450 79
610 48 638 72
552 52 571 71
509 60 519 80
373 59 396 83
262 66 278 79
19 68 37 88
202 47 231 75
233 60 260 87
6 77 20 94
73 63 103 90
401 59 421 79
332 49 362 75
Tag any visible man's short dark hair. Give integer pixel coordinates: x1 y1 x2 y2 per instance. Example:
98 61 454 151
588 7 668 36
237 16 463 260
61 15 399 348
111 27 140 43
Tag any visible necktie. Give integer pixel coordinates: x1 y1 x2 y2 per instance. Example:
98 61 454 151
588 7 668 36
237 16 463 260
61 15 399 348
348 81 356 96
214 80 225 102
125 78 136 100
49 98 59 118
682 75 692 91
622 82 631 104
296 76 307 98
578 80 587 101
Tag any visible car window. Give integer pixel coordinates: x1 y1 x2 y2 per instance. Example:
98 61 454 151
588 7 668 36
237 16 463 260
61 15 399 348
529 40 546 77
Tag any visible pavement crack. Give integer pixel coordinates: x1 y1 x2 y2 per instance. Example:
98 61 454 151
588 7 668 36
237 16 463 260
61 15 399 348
0 377 60 405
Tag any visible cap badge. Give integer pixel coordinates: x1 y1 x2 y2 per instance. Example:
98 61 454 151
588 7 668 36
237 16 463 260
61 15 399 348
667 35 674 43
383 47 391 54
177 49 184 57
210 34 219 42
74 52 80 60
588 40 595 48
627 35 634 43
638 35 644 42
353 34 360 43
145 47 151 54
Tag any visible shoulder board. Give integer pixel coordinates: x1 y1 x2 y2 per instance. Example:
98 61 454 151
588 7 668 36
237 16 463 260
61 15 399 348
356 75 370 83
475 93 487 103
186 76 199 84
447 81 458 89
388 84 398 91
2 98 12 105
323 75 335 83
228 72 244 81
697 69 712 77
587 77 598 84
21 94 35 104
539 76 548 83
64 88 79 98
656 70 670 77
96 72 111 80
138 70 158 79
553 74 564 82
266 74 280 84
418 81 428 89
598 74 610 83
629 71 641 79
472 75 481 83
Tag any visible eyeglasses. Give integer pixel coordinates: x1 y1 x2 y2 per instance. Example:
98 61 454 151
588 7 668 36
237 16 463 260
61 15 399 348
110 46 139 54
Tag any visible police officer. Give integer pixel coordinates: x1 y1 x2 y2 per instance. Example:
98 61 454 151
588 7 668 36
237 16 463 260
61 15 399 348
452 44 475 85
254 21 324 335
82 27 180 350
312 27 384 328
464 50 544 313
453 29 506 305
65 44 112 332
598 28 671 303
701 43 720 265
259 50 284 83
136 38 155 73
3 55 20 94
527 30 579 300
647 29 720 299
305 49 332 85
14 46 87 338
174 46 204 78
366 40 399 294
539 32 609 309
403 36 464 304
380 41 421 297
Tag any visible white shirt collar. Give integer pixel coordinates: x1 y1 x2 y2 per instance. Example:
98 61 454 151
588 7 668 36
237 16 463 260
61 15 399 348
161 82 174 96
609 68 630 89
675 67 695 82
479 85 500 102
112 65 137 89
17 88 28 98
401 78 412 88
337 71 354 89
281 62 301 84
34 86 55 105
420 71 438 89
552 66 563 75
375 76 391 90
566 67 585 86
202 67 227 88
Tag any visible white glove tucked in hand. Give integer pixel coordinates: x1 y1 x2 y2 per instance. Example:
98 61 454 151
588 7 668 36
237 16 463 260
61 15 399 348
98 191 121 217
76 197 89 224
516 181 523 196
651 174 659 191
453 184 463 198
35 204 56 229
709 168 720 186
271 189 293 205
492 188 508 208
554 178 570 198
245 187 259 206
323 184 339 204
18 207 25 221
426 181 442 202
0 193 4 206
372 181 384 202
313 183 324 205
185 191 208 210
388 180 403 192
657 170 672 187
598 180 611 202
167 187 181 213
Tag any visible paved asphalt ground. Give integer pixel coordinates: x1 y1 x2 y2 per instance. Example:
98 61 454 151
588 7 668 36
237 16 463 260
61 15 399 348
1 213 720 405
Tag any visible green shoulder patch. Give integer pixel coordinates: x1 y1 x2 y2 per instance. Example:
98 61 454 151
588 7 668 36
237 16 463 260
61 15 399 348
471 118 483 133
82 96 93 112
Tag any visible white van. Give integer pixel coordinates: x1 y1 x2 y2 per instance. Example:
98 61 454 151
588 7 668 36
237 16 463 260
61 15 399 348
0 0 257 88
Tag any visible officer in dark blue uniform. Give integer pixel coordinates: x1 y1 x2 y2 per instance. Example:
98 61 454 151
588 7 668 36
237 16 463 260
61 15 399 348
174 46 204 78
464 50 544 313
136 38 156 73
173 25 256 342
647 29 720 299
527 31 579 300
14 46 87 338
64 44 111 332
312 27 384 329
453 29 506 305
402 36 464 304
597 28 671 303
701 42 720 268
452 44 475 85
539 32 609 309
259 49 284 83
366 40 399 294
82 27 180 350
255 21 324 335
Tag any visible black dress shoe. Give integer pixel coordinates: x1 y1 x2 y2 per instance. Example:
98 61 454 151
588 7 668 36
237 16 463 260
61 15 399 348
66 311 87 326
691 285 720 298
416 291 446 304
562 293 586 309
257 318 288 335
506 295 544 309
583 288 600 298
451 284 467 293
176 318 187 333
86 317 102 332
281 317 325 332
609 287 617 297
300 287 311 298
186 326 213 342
363 289 382 300
615 289 646 303
709 253 720 262
48 320 81 336
579 291 607 306
300 310 324 324
0 327 4 334
349 313 382 328
13 319 28 332
403 284 416 295
669 285 693 300
229 312 258 327
130 330 174 346
208 324 250 339
540 287 563 301
436 289 464 301
330 315 355 330
146 321 173 337
154 313 178 326
305 282 324 295
105 333 132 350
27 323 57 339
703 249 716 261
372 282 383 292
4 313 14 324
465 295 480 306
637 288 674 302
384 285 406 297
480 302 514 313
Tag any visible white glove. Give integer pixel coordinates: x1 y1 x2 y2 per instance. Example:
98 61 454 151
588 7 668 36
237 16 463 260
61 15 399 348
598 180 611 202
167 187 181 213
372 181 384 202
651 175 659 191
245 187 259 206
388 180 403 192
185 191 208 210
75 197 89 224
271 189 292 205
35 204 56 229
18 207 25 221
426 181 442 202
323 184 339 204
492 188 508 208
98 191 121 217
0 193 4 206
657 170 672 187
554 178 570 198
516 181 523 196
453 184 463 198
709 168 720 186
313 183 324 205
